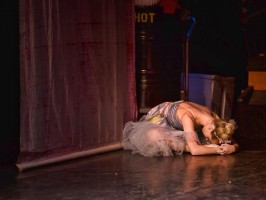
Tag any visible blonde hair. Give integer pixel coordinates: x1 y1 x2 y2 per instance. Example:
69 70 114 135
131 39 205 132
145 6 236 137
212 119 237 143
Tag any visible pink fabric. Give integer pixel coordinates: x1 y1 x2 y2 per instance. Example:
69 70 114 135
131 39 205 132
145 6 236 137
18 0 136 163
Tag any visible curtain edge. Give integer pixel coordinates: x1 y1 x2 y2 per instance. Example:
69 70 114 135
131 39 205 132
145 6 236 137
16 143 123 172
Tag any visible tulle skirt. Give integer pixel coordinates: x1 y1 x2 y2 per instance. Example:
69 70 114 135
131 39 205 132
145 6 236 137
122 116 186 157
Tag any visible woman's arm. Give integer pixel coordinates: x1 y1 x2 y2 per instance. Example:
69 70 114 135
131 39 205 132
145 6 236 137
181 114 221 155
187 139 221 155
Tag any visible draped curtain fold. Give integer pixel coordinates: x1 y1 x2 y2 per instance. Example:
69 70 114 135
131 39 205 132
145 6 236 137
18 0 136 170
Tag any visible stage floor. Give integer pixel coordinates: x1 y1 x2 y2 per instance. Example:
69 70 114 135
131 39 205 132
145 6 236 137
1 149 266 200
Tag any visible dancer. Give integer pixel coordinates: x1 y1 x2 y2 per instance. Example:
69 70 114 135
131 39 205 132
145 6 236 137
122 100 239 156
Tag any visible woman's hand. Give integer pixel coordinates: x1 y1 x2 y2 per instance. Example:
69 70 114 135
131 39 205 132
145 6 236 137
217 144 235 155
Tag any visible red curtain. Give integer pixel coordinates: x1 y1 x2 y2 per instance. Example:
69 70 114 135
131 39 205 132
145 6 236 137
17 0 136 170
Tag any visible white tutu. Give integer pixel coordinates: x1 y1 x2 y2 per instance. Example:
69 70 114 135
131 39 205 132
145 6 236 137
122 116 186 157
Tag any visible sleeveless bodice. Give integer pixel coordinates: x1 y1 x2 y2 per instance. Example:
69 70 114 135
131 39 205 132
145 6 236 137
145 101 184 130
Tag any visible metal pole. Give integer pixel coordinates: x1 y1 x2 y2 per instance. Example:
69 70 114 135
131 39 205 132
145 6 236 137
184 16 196 101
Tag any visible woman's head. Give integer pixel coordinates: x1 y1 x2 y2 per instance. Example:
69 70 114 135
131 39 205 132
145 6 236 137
203 119 237 145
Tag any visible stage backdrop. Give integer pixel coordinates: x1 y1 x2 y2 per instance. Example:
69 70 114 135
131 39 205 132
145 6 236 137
17 0 136 171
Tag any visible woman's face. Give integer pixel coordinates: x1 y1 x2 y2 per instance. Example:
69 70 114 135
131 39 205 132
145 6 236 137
202 122 219 144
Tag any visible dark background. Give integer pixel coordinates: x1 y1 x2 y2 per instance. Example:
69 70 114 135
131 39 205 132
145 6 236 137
1 0 20 166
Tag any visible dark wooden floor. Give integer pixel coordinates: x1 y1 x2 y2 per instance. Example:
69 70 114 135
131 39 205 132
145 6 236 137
0 149 266 200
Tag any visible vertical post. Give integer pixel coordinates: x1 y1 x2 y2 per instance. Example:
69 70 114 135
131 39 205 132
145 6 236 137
185 36 189 101
220 88 227 119
184 16 196 101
